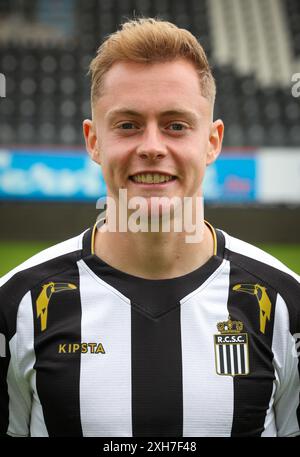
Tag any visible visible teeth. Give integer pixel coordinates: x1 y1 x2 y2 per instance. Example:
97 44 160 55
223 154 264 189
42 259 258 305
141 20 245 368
132 174 173 183
146 173 153 183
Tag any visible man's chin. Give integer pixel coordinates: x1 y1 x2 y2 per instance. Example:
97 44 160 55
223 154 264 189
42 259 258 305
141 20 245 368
106 189 186 231
126 198 183 232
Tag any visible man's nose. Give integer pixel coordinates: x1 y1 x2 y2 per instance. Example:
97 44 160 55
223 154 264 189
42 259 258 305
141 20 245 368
136 124 168 159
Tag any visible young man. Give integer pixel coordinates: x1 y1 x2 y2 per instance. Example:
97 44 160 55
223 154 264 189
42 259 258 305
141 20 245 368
0 18 299 437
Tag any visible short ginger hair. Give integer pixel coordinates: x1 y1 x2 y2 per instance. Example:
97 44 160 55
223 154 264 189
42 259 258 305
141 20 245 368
89 17 216 107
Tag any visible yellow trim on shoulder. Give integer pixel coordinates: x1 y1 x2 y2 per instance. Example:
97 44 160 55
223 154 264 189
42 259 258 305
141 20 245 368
205 220 217 256
91 223 97 255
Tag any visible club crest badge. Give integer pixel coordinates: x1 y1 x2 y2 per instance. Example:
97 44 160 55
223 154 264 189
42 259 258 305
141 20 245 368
214 318 249 377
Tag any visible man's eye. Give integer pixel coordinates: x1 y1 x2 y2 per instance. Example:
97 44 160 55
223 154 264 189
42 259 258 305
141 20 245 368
168 123 186 131
119 122 136 129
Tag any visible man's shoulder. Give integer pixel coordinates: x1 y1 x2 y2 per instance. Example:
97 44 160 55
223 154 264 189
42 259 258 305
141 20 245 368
221 230 299 284
218 229 300 320
0 229 89 305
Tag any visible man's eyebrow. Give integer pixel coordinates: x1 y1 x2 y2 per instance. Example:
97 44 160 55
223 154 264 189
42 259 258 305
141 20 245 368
105 108 199 122
106 109 140 120
160 110 199 122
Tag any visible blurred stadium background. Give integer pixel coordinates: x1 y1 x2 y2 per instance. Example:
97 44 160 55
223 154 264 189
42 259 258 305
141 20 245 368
0 0 300 276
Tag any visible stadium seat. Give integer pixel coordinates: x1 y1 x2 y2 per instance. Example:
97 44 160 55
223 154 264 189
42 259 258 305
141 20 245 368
0 0 298 148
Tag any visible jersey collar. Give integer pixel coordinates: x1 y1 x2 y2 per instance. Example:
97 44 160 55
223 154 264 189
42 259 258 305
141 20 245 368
82 214 225 262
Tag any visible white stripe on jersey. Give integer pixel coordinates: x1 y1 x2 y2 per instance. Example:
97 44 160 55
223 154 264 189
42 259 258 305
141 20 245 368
30 372 49 437
261 380 277 437
222 345 228 374
7 291 48 437
243 341 249 375
7 333 31 437
181 260 234 437
7 295 33 438
78 259 132 437
271 294 300 436
17 291 48 437
229 344 235 376
0 231 86 287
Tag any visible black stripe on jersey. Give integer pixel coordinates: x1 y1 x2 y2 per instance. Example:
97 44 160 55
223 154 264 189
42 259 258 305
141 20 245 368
240 345 245 374
226 345 231 374
131 306 182 437
226 255 277 437
219 345 225 373
233 345 238 374
31 262 83 437
225 249 300 436
0 332 10 435
82 227 93 258
215 229 226 259
0 281 19 435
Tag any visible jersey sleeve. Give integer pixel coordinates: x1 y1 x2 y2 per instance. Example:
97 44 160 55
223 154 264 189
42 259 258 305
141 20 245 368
273 292 300 437
0 288 31 437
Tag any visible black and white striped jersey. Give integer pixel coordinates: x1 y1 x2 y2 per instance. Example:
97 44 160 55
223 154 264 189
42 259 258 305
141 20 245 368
0 223 299 437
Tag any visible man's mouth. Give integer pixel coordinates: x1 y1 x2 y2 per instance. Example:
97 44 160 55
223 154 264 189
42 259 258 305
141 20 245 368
129 173 177 184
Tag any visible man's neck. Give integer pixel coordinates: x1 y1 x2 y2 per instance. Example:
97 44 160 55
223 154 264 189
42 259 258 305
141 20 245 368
93 221 215 280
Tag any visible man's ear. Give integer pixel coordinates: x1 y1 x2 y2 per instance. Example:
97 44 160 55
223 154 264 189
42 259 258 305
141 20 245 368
83 119 101 165
206 119 224 166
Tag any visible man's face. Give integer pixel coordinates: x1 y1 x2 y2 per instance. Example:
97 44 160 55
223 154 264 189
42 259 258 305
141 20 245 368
84 58 223 213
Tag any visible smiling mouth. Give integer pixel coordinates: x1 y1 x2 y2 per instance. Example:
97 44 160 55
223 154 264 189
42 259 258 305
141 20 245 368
129 173 177 184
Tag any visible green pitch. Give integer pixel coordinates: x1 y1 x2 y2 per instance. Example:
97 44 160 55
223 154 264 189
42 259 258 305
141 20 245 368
255 244 300 274
0 241 300 277
0 242 53 277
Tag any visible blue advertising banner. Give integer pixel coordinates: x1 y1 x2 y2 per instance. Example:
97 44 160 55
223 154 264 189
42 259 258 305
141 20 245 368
203 155 257 202
0 149 106 201
0 149 256 203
